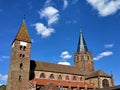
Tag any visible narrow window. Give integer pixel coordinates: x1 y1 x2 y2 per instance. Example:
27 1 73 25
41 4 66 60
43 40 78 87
80 77 83 81
73 76 77 81
49 74 54 79
23 46 26 51
22 54 25 58
66 75 70 80
40 73 45 78
20 63 23 69
58 75 62 80
20 45 22 50
19 75 22 81
20 54 22 58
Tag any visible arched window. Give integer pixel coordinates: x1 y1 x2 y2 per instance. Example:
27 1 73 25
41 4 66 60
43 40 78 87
49 74 54 79
102 79 109 88
80 77 83 81
19 75 22 81
40 73 45 78
66 75 70 80
20 54 22 58
20 63 23 69
23 46 26 51
22 54 25 58
73 76 77 81
19 54 25 58
58 75 62 80
20 45 22 50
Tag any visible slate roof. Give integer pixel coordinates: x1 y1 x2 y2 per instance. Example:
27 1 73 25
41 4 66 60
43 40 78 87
30 60 85 75
13 21 31 43
86 70 111 79
77 32 88 52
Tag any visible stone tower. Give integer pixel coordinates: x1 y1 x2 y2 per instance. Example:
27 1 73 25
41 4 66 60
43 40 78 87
6 21 32 90
74 32 94 73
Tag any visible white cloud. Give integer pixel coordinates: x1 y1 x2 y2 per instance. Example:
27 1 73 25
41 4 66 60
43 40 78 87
0 56 9 61
58 51 72 66
60 51 72 59
63 0 68 9
86 0 120 16
0 74 8 85
94 51 113 60
0 74 8 81
104 44 114 48
39 6 60 26
58 61 71 66
34 23 54 38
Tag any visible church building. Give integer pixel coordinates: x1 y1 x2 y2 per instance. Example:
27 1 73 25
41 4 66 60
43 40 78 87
6 21 114 90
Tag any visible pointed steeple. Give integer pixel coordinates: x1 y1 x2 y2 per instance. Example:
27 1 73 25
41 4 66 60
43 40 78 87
77 31 88 52
14 21 31 43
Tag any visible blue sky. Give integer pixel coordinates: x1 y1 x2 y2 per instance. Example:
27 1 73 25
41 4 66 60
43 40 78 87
0 0 120 86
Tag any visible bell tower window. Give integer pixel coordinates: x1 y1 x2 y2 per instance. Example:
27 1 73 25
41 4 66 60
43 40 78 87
20 63 23 69
23 46 26 51
19 54 25 58
23 54 25 58
19 75 22 81
20 45 22 50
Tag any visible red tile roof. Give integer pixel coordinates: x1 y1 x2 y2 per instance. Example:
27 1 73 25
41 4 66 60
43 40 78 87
14 21 31 43
30 78 94 89
86 70 111 79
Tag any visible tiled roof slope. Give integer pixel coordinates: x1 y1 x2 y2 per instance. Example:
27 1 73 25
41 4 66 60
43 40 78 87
30 60 85 75
86 70 111 79
14 21 31 43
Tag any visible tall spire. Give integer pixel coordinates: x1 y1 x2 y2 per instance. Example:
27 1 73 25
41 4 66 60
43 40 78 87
13 21 31 43
77 31 88 52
